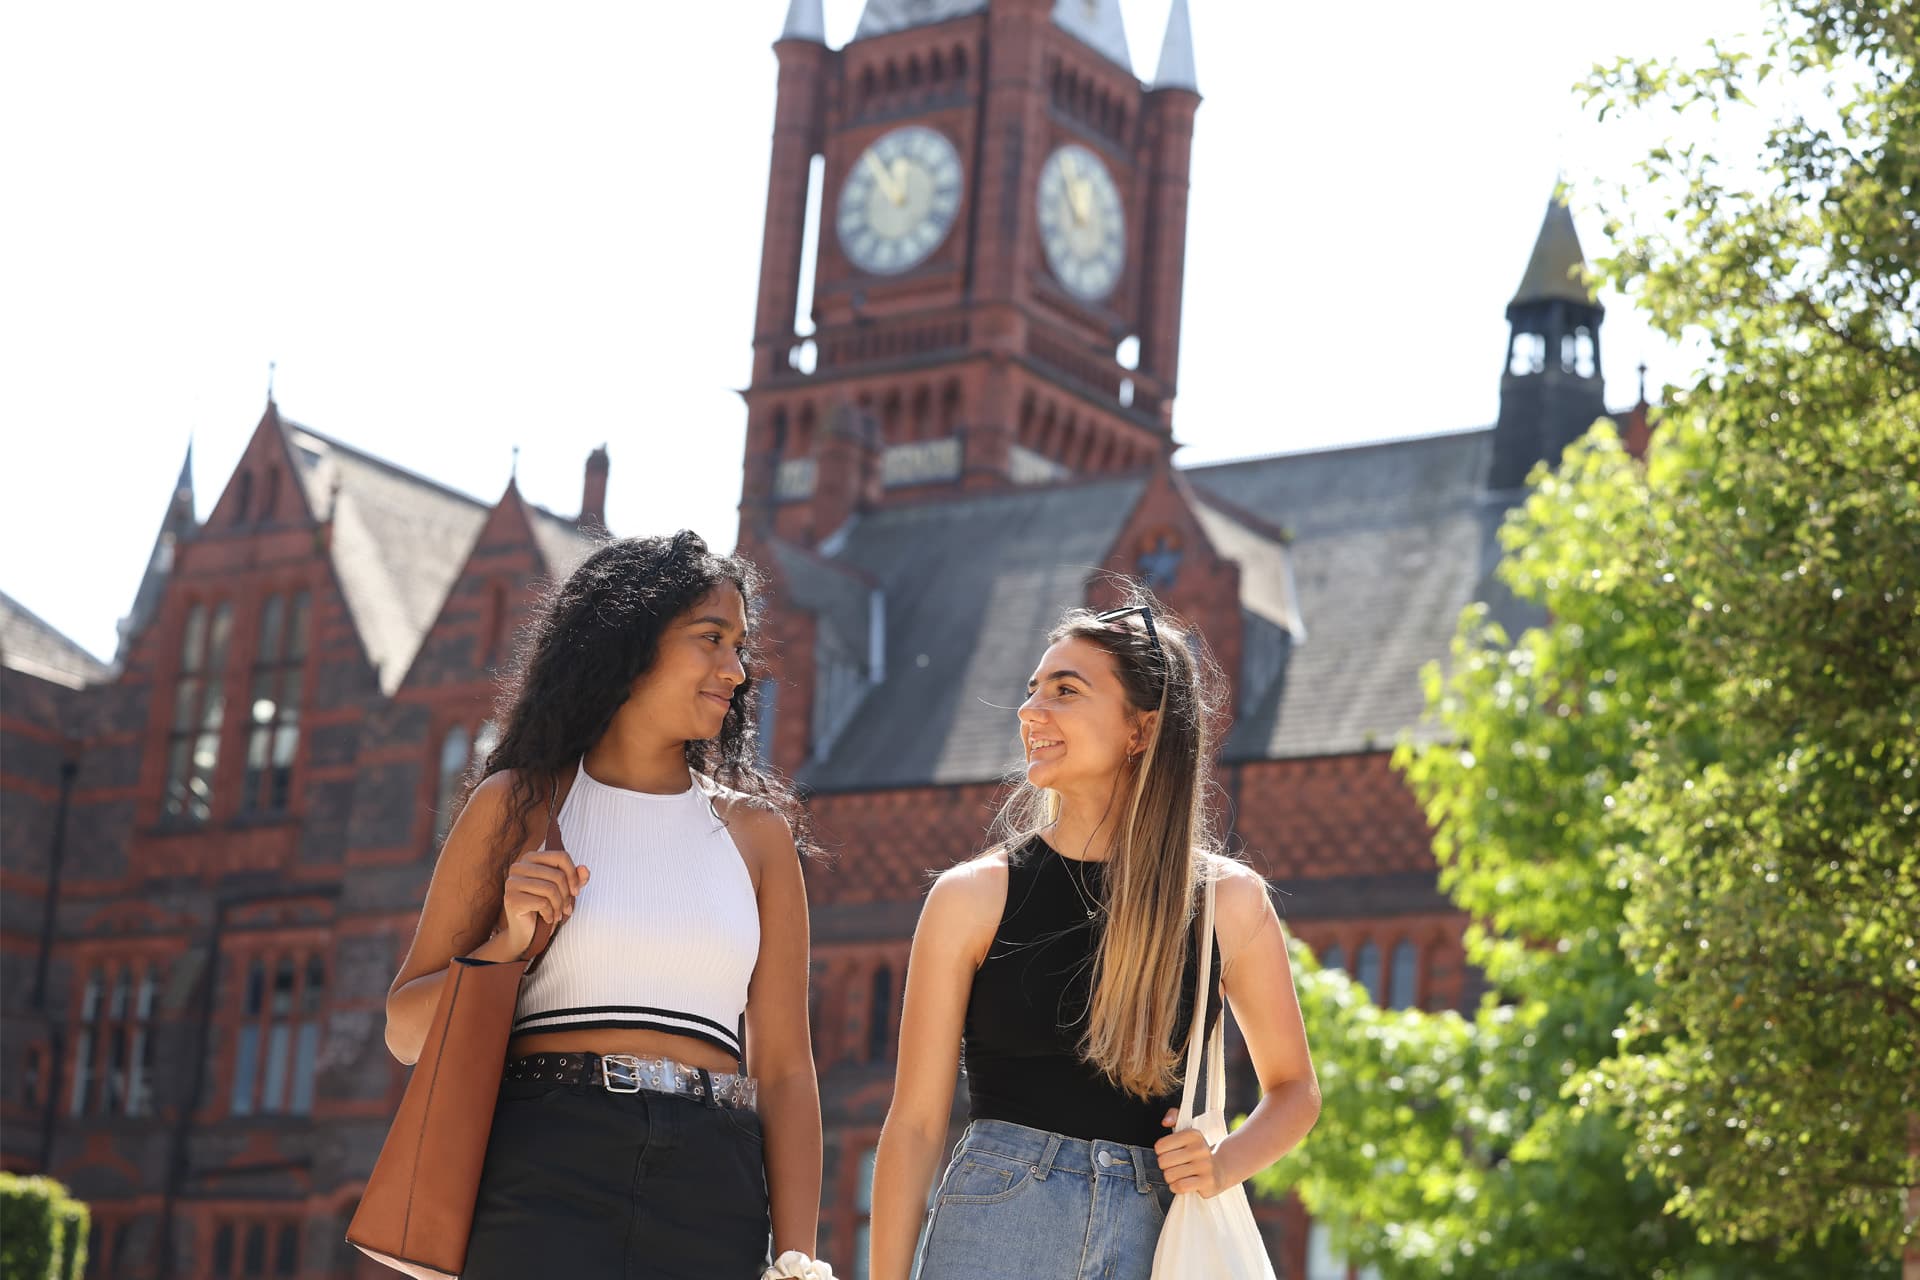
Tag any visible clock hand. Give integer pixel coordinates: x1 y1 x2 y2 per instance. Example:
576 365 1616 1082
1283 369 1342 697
1059 153 1092 226
889 156 912 207
864 151 903 206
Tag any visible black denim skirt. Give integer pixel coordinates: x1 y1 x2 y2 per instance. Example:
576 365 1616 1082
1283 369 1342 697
462 1076 771 1279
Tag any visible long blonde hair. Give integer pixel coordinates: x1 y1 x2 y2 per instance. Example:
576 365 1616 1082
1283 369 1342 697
988 592 1226 1099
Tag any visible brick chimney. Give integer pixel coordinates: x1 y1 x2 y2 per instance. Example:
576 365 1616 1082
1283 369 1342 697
580 444 609 530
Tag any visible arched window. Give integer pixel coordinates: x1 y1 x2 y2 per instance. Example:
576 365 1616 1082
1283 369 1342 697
1320 943 1345 973
1388 940 1419 1010
1509 331 1546 376
70 971 101 1115
473 719 500 767
260 956 297 1112
231 958 266 1114
234 471 254 524
166 602 235 822
129 968 156 1114
1355 941 1383 1004
213 1224 234 1277
243 1222 266 1276
868 965 894 1062
291 953 327 1115
103 969 130 1112
242 592 309 813
436 725 471 842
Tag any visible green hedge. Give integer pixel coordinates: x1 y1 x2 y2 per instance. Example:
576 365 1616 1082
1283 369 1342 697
0 1172 88 1280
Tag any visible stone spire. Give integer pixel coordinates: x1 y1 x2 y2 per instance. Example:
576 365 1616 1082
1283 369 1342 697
1151 0 1197 92
115 440 199 665
1510 193 1595 309
781 0 826 43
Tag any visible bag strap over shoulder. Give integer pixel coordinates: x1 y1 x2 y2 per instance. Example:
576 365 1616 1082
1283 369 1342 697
1175 872 1219 1128
520 779 567 974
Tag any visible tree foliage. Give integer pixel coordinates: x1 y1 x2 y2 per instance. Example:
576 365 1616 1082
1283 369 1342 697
1260 0 1917 1271
1575 0 1918 1253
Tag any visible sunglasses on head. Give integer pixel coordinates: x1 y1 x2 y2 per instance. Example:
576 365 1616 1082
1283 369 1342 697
1094 605 1162 660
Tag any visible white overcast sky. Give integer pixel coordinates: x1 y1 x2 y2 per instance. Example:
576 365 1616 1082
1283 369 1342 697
1 0 1768 661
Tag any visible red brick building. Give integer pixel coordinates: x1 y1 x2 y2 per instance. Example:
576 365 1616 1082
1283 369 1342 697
1 3 1636 1278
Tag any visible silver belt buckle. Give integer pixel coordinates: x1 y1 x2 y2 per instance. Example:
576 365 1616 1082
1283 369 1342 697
600 1054 644 1094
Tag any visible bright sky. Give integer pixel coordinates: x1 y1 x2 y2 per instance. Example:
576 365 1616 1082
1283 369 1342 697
1 0 1768 662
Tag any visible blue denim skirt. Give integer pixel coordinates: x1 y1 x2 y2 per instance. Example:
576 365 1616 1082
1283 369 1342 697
914 1119 1174 1280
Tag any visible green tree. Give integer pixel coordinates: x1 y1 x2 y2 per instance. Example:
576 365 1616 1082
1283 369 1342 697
0 1172 89 1280
1575 0 1918 1254
1259 0 1918 1272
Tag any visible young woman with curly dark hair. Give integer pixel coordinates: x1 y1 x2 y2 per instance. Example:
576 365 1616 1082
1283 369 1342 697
383 531 821 1279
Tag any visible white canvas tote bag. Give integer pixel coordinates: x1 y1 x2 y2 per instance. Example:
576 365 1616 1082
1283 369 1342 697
1150 874 1277 1279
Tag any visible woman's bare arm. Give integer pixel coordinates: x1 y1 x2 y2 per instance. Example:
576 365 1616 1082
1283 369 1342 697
1169 859 1321 1191
731 802 823 1260
384 773 578 1064
868 856 1004 1280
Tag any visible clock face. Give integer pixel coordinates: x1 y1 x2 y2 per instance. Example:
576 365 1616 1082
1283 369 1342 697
836 125 964 275
1037 143 1126 301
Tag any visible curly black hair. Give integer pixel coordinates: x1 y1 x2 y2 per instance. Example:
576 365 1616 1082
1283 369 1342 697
461 530 803 893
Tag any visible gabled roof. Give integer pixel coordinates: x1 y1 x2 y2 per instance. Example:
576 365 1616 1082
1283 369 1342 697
1186 428 1536 759
280 422 492 695
784 423 1541 784
527 503 600 583
1 591 112 690
799 476 1146 790
278 422 600 694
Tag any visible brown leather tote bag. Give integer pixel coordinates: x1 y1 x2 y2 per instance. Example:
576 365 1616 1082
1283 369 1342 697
346 801 565 1279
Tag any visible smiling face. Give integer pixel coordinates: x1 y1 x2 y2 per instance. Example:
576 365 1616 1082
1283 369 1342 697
1018 635 1151 795
623 582 749 744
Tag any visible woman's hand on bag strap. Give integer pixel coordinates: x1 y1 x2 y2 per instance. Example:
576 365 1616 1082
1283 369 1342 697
1156 1110 1226 1198
500 847 587 958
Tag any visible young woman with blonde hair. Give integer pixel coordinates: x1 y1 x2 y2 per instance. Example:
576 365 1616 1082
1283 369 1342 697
869 596 1320 1280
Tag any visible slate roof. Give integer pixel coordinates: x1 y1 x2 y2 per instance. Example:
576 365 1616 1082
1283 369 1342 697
281 423 491 695
798 477 1146 790
1186 429 1535 761
0 591 112 690
789 426 1525 785
770 540 878 669
279 422 598 695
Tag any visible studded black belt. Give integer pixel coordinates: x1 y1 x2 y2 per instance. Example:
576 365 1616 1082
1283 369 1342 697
503 1052 758 1110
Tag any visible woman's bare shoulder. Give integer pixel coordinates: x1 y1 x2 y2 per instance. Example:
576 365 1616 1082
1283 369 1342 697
920 848 1010 944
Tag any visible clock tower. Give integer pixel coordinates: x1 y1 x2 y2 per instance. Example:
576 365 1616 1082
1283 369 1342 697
742 0 1201 545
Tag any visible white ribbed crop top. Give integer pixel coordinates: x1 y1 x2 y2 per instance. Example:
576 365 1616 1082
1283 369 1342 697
511 760 761 1062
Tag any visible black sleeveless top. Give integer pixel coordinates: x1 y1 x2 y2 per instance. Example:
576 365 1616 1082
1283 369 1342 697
962 836 1224 1148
